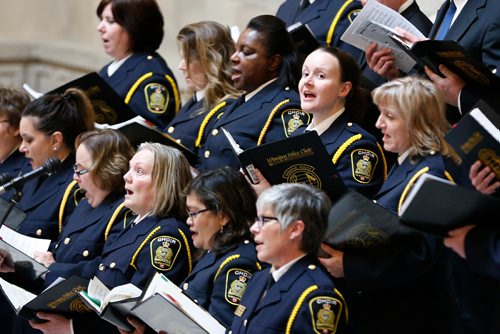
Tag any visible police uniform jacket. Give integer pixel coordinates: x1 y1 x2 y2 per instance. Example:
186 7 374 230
197 81 309 172
340 153 464 334
0 149 31 200
299 111 386 199
99 52 181 130
229 254 347 334
15 155 81 242
429 0 500 124
166 97 235 155
181 240 262 327
43 193 128 286
276 0 362 58
81 215 194 289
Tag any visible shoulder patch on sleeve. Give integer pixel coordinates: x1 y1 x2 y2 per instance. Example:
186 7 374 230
150 235 181 271
281 109 311 137
144 83 170 114
351 149 378 183
225 268 252 305
309 296 343 334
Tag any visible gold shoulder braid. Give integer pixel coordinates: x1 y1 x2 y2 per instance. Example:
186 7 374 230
326 0 355 47
398 167 429 212
104 202 125 241
214 254 240 282
58 180 79 235
376 142 388 180
165 74 181 114
286 285 318 334
177 228 193 274
195 101 227 148
125 72 153 104
332 134 362 165
257 99 290 146
129 226 162 271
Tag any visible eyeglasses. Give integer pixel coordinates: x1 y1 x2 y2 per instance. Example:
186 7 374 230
73 164 90 177
254 216 279 229
187 208 211 220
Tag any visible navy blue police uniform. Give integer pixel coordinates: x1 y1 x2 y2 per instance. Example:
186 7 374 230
197 81 310 172
0 149 31 200
229 254 347 334
298 111 387 198
43 193 130 286
80 215 194 289
15 155 83 242
99 52 181 130
166 96 236 155
340 153 464 334
181 240 263 327
276 0 363 58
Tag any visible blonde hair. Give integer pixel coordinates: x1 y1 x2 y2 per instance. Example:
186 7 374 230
137 143 192 218
177 21 240 112
372 76 460 163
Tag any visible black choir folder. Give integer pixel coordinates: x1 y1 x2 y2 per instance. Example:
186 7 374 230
323 190 411 253
287 22 320 56
47 72 136 125
389 37 500 88
111 118 197 165
444 100 500 179
0 239 47 280
0 275 91 320
222 129 346 201
398 173 500 237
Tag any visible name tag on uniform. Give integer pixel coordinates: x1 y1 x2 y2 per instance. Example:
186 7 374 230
234 304 246 317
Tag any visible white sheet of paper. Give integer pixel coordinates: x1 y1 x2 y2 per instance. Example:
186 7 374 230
340 0 426 73
0 225 51 258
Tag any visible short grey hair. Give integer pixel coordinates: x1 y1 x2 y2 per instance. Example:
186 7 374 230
256 183 331 253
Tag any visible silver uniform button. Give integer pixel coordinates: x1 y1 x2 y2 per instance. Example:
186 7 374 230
244 240 249 244
36 229 42 236
110 262 116 268
204 151 210 158
176 139 181 144
243 319 248 327
167 126 174 134
347 122 353 127
211 129 218 136
147 55 153 60
83 250 89 257
99 264 105 271
183 282 189 290
308 264 317 270
64 237 70 245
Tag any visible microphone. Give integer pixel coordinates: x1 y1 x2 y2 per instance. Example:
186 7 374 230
0 172 13 185
0 157 61 195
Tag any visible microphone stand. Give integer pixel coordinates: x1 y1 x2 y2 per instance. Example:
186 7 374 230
0 185 23 227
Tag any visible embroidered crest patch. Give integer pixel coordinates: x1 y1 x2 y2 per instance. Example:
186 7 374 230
225 268 252 305
283 164 322 190
150 235 181 271
281 109 310 137
351 149 378 183
144 83 170 114
309 296 342 334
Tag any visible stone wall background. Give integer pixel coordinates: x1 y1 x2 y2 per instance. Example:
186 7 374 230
0 0 441 100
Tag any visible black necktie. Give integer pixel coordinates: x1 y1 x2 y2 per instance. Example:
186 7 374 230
261 273 275 301
293 0 310 21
